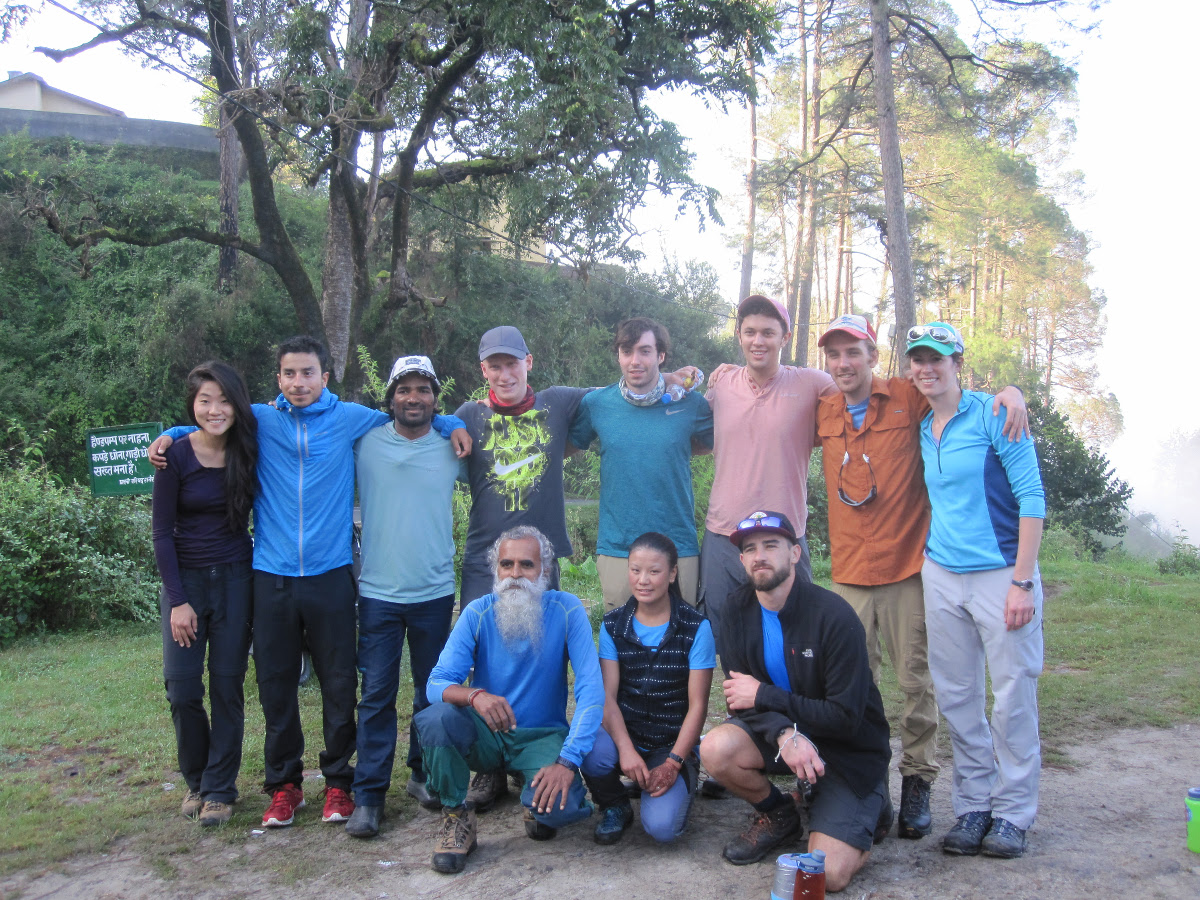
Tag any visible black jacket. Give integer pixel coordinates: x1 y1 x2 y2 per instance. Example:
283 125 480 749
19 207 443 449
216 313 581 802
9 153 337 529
723 578 890 797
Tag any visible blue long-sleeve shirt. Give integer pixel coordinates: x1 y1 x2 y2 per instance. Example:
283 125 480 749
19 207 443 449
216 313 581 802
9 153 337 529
920 390 1045 573
164 389 463 577
426 589 605 767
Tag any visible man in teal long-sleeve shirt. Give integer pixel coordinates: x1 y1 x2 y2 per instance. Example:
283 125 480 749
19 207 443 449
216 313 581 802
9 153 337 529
416 525 603 874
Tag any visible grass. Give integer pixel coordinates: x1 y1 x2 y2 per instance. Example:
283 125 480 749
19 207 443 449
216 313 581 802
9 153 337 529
1 537 1197 874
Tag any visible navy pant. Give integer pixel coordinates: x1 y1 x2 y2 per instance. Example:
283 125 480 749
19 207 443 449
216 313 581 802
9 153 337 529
161 561 252 804
253 566 358 792
352 593 455 805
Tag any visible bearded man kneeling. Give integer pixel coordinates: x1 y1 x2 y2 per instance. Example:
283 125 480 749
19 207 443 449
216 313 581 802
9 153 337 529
415 526 604 873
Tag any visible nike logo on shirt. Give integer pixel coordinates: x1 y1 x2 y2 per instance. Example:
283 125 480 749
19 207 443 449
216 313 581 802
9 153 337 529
494 453 541 476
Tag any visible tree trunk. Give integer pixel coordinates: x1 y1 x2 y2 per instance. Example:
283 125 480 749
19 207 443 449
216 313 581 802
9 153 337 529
792 0 824 367
216 102 240 292
321 148 359 382
868 0 916 360
739 40 758 302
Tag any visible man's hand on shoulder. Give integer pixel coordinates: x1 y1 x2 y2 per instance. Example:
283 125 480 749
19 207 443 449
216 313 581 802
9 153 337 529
722 671 761 711
148 434 174 469
992 386 1030 442
450 427 472 458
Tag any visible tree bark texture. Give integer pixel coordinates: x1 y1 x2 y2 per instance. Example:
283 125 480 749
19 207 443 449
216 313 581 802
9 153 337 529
868 0 916 361
739 42 758 303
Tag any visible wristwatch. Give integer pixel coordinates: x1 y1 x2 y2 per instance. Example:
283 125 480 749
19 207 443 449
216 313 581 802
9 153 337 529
1011 578 1035 591
554 755 579 774
667 752 685 766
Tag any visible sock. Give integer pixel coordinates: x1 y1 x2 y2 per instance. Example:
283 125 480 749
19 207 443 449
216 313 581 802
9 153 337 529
752 785 788 814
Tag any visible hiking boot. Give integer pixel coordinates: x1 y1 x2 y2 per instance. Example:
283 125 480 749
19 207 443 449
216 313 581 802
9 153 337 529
431 807 477 874
180 789 203 819
345 803 383 838
898 774 932 839
523 806 558 841
593 801 634 845
981 817 1027 859
406 776 441 811
198 800 233 827
874 794 895 844
509 771 527 791
321 786 355 823
262 784 305 827
722 802 802 865
942 811 993 856
465 770 507 812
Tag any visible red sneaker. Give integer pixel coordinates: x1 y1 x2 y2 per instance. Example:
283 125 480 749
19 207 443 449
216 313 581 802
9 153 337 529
322 786 355 823
263 784 305 827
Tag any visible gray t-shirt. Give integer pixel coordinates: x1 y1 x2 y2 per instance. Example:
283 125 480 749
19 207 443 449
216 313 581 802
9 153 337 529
456 386 587 605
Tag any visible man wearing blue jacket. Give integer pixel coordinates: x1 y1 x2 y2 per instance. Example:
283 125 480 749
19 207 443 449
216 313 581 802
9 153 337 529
415 525 603 874
151 336 469 828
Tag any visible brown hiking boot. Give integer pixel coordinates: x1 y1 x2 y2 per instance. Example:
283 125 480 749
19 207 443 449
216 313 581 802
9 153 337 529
722 802 802 865
431 806 477 874
198 800 233 827
465 770 508 811
180 789 203 819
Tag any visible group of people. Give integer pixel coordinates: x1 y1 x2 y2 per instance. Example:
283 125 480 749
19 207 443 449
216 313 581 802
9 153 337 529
150 296 1046 892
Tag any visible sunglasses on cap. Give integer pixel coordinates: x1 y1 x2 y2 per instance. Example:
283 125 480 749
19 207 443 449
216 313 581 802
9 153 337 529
736 514 786 532
907 325 963 352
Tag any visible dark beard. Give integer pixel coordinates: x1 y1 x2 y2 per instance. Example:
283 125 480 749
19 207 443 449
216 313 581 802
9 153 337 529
750 564 790 593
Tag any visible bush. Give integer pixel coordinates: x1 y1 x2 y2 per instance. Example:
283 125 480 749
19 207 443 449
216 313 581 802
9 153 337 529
0 465 159 646
1157 534 1200 577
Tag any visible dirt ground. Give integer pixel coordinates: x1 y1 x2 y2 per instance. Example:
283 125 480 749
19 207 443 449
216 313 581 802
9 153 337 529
4 723 1198 900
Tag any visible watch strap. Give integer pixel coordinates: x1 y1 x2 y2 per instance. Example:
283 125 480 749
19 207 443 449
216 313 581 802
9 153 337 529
667 752 685 765
554 755 579 773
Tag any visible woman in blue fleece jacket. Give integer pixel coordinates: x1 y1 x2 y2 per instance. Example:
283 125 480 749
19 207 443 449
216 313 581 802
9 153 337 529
906 322 1045 862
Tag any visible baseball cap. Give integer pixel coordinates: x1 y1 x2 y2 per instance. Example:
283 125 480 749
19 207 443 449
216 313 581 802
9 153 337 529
730 510 798 548
818 314 878 347
478 326 530 361
737 295 791 332
905 322 964 357
387 354 440 391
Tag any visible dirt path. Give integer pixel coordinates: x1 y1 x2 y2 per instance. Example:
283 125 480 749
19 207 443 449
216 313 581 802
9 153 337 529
5 724 1198 900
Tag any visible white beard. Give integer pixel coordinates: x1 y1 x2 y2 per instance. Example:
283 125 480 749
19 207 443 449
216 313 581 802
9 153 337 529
492 573 548 647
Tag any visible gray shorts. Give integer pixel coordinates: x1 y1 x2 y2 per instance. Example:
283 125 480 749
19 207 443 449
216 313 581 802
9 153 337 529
729 717 887 852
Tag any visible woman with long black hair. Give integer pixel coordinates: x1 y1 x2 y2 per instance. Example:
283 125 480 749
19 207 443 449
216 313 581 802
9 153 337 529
581 531 715 844
152 361 258 827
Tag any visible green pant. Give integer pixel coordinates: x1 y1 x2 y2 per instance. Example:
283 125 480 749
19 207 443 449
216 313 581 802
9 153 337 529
416 701 593 827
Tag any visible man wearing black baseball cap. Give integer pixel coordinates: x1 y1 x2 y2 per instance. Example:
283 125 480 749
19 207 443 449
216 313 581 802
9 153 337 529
699 510 891 892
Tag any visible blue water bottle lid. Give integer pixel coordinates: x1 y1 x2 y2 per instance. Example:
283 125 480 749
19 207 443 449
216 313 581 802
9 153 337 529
795 850 826 874
1188 786 1200 800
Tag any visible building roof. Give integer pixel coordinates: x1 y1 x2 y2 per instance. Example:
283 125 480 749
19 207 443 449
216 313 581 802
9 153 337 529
0 71 127 117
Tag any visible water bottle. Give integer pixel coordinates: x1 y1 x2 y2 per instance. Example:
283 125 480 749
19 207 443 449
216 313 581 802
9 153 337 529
792 850 826 900
662 369 705 404
1187 786 1200 853
770 851 825 900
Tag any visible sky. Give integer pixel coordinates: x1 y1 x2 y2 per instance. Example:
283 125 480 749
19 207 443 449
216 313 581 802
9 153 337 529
4 1 1197 540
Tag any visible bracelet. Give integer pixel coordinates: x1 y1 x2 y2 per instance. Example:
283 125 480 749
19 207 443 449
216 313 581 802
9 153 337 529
774 723 802 762
667 752 685 766
467 688 484 709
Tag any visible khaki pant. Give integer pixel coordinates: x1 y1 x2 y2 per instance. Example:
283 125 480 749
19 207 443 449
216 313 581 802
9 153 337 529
597 554 700 612
835 574 939 782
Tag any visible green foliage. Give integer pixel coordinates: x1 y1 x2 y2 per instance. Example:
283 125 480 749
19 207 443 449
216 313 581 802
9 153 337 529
1156 534 1200 577
1031 395 1132 555
0 465 158 646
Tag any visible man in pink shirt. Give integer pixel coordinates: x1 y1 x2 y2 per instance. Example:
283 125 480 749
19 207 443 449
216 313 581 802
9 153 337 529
700 295 835 659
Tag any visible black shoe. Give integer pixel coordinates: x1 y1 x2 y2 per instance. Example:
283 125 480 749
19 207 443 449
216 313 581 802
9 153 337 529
345 804 383 838
981 817 1027 858
465 770 507 812
594 801 634 845
406 777 441 811
700 778 730 800
942 811 993 856
523 807 558 841
874 795 895 844
898 774 932 839
722 803 802 865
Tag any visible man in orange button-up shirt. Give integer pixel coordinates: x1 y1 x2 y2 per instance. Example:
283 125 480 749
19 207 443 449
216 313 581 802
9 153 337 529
816 314 1027 843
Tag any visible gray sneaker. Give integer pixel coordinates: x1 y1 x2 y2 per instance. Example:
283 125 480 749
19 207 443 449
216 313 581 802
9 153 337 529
198 800 233 827
465 770 507 811
181 789 203 819
981 817 1027 858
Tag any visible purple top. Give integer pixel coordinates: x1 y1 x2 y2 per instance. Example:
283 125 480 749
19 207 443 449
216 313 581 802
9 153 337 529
152 436 253 608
